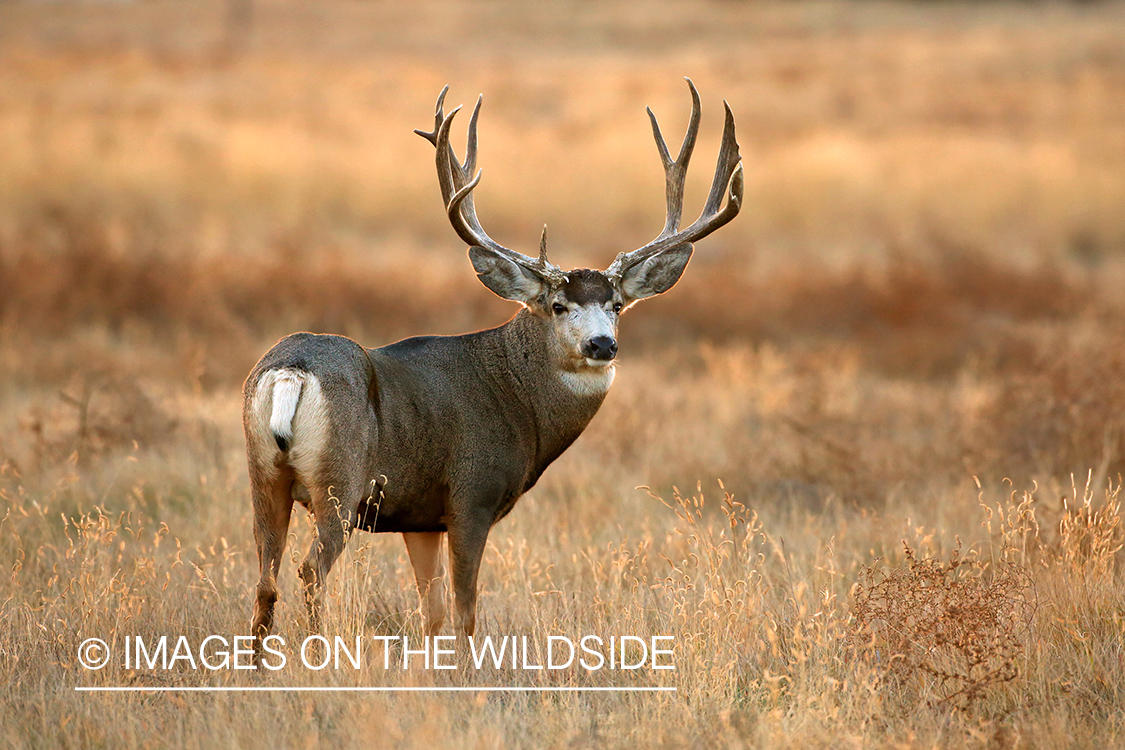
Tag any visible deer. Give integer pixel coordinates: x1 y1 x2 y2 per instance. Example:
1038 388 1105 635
243 79 743 653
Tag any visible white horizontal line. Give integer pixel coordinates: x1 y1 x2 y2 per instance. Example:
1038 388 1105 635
76 686 676 693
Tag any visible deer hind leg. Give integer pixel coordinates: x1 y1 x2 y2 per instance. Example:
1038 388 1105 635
404 532 447 637
250 465 295 652
298 479 359 631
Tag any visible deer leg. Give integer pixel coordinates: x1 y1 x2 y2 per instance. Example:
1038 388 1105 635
446 517 491 638
250 466 294 657
404 532 447 637
298 481 357 631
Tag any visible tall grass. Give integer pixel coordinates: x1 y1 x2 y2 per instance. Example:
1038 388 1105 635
2 0 1125 747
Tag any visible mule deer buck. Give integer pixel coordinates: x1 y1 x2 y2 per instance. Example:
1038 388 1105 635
244 79 743 650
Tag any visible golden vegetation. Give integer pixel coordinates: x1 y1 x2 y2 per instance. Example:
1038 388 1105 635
1 0 1125 747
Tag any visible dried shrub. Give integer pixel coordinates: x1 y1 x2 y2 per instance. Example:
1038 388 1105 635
850 541 1035 712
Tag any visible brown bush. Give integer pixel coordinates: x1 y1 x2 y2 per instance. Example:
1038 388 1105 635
851 541 1035 712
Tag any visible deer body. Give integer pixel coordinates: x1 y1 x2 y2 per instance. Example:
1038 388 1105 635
248 310 608 534
246 81 743 651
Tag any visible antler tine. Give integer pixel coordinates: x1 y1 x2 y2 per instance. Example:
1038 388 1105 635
418 87 566 283
606 80 743 281
649 77 701 239
414 87 456 204
413 85 449 146
680 100 743 238
415 86 466 214
434 103 489 249
446 97 492 245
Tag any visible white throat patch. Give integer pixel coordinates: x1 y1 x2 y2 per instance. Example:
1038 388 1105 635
560 364 616 397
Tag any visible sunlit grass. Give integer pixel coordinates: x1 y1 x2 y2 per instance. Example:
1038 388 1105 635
2 0 1125 746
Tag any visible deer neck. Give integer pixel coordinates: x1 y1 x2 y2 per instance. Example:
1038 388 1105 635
493 309 612 467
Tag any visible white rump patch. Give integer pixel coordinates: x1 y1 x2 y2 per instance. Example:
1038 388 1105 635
286 375 329 483
269 371 304 447
248 369 330 483
560 364 615 398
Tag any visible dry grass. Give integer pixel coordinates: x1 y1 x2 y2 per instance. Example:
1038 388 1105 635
2 0 1125 747
851 541 1034 712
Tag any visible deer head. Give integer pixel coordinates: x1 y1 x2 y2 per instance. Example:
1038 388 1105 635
415 79 743 378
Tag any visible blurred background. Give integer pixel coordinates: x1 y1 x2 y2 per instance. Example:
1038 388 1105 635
2 0 1125 516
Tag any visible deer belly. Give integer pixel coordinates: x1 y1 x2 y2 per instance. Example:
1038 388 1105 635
353 485 447 534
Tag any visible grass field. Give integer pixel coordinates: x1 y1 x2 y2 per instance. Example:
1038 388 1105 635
1 0 1124 747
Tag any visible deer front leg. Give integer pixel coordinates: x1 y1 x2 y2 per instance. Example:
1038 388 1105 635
445 514 492 638
404 531 447 637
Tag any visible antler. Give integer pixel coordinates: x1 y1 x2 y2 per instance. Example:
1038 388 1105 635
605 78 744 282
415 87 567 285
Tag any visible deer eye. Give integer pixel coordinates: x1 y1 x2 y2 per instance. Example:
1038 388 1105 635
612 302 623 314
552 303 567 316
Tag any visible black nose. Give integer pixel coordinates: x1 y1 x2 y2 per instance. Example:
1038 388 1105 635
584 335 618 361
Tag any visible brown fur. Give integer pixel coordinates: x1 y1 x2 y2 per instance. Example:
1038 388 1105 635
245 305 610 645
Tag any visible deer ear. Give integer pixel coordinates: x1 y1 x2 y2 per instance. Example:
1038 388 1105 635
468 246 549 304
619 243 693 303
